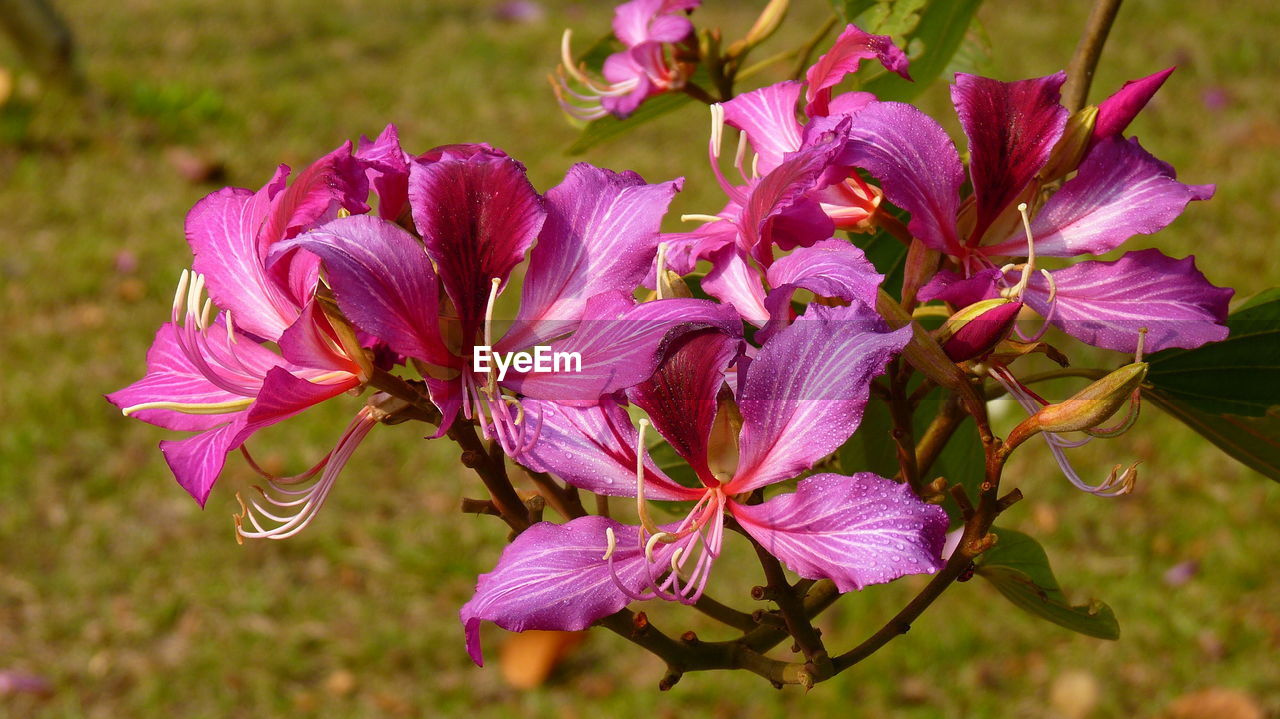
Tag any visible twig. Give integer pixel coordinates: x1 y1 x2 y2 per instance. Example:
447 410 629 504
1062 0 1124 112
447 422 531 533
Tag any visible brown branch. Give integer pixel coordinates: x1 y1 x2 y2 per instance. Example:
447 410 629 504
1062 0 1124 112
746 531 831 672
447 422 530 533
914 392 967 478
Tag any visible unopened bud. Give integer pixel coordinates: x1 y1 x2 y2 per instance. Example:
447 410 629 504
1007 362 1148 450
657 269 692 299
726 0 789 58
1038 105 1100 183
934 298 1022 362
876 289 968 391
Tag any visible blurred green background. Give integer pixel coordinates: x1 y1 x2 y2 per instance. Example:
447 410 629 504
1 1 1276 716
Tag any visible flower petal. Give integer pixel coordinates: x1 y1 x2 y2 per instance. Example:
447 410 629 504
759 239 883 343
410 151 545 345
502 164 682 352
1025 249 1232 353
516 397 701 501
730 473 947 592
286 214 455 368
952 72 1068 244
107 323 257 432
628 329 740 485
804 24 910 117
159 421 244 508
356 124 412 220
917 268 1001 307
729 302 910 493
840 101 964 254
720 81 804 176
701 245 769 324
460 517 693 665
502 292 740 404
984 137 1215 258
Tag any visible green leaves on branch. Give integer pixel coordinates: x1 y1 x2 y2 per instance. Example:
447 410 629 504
974 528 1120 640
835 0 986 102
1145 288 1280 481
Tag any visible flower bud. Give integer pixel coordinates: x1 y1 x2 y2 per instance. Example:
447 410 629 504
1038 105 1100 183
876 289 968 391
1034 362 1148 433
1006 362 1149 451
934 298 1023 363
727 0 789 58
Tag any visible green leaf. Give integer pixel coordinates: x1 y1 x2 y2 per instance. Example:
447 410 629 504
862 0 984 102
1145 288 1280 417
851 0 927 42
850 221 908 297
1147 395 1280 482
576 32 622 74
928 413 983 525
566 91 696 155
838 398 898 478
942 17 993 77
975 527 1120 639
830 0 876 23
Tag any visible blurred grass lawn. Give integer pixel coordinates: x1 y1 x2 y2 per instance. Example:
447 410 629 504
1 0 1277 716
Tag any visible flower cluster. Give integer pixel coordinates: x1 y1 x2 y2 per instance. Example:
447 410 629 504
111 10 1233 689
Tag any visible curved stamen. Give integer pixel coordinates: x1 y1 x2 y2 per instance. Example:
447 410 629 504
234 407 379 542
1001 203 1038 301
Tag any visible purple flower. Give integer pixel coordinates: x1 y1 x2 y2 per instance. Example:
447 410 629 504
660 25 908 324
108 143 374 508
555 0 701 120
291 150 739 453
842 70 1230 354
459 301 948 665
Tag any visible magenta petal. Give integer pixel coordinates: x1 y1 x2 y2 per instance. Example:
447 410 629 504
357 124 412 220
613 0 696 46
730 473 947 592
410 151 545 344
277 299 357 372
720 82 804 176
107 323 254 432
502 164 682 352
738 131 844 262
917 268 1001 306
701 245 769 325
287 214 455 368
460 517 690 665
804 24 910 117
244 366 357 430
841 102 964 254
160 421 244 507
628 329 740 484
952 72 1068 244
987 137 1214 257
186 181 299 342
515 398 701 501
258 142 370 255
503 292 741 404
759 239 883 342
730 302 911 494
1025 249 1232 353
1093 67 1175 143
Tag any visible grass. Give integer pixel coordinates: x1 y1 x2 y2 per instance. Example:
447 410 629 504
1 0 1277 716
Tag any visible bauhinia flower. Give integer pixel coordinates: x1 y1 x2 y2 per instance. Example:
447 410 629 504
288 147 740 454
837 68 1231 354
107 142 374 509
554 0 701 120
660 25 909 325
459 300 948 665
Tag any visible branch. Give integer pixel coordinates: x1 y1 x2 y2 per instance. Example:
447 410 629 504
1062 0 1124 112
447 422 531 533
